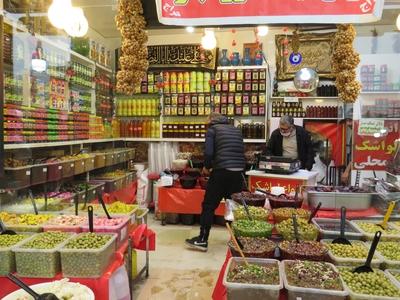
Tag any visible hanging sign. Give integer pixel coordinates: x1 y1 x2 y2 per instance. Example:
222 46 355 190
353 120 399 171
156 0 384 26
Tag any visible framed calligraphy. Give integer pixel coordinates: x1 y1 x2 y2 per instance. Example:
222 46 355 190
147 44 217 70
275 32 335 80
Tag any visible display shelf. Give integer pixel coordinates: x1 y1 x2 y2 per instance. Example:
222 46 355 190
4 139 119 150
217 65 267 70
303 118 344 120
95 63 113 74
270 96 339 100
360 117 400 120
361 91 400 94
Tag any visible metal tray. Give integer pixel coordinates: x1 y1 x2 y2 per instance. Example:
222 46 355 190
307 190 372 211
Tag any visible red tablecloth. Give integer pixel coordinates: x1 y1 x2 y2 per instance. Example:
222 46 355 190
0 241 129 300
158 186 225 215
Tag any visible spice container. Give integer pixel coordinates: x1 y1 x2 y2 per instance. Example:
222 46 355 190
61 159 75 178
14 232 73 278
94 153 106 169
60 233 117 278
30 164 48 185
282 260 347 300
223 257 282 300
4 166 31 189
74 158 86 174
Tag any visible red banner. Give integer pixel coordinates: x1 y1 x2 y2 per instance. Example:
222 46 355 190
156 0 383 26
353 120 399 171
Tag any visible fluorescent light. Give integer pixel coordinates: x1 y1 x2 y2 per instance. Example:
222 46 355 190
186 26 195 33
257 26 269 37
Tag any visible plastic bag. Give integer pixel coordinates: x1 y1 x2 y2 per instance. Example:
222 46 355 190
224 199 239 221
136 169 149 208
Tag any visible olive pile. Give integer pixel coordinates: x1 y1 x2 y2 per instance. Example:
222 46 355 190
340 269 400 297
391 271 400 282
272 208 310 223
377 242 400 261
327 242 369 259
0 234 27 248
356 222 400 235
233 206 269 221
22 232 70 249
64 233 112 249
15 232 71 278
232 220 273 238
61 233 116 278
276 218 318 241
227 263 279 285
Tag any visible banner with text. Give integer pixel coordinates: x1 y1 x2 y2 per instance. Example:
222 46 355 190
156 0 383 26
353 120 399 170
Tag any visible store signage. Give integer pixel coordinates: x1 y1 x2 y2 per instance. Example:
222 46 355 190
358 119 385 136
156 0 384 26
353 120 398 170
284 97 299 103
147 44 217 70
249 176 305 194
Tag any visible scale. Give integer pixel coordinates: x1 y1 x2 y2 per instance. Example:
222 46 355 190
257 156 301 174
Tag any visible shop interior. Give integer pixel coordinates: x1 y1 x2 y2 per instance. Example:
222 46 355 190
1 1 400 300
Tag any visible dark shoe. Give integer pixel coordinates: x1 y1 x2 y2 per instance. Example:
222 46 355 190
185 236 208 252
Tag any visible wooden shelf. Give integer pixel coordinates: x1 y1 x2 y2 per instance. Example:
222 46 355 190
361 91 400 94
217 65 267 70
270 96 339 100
95 63 113 73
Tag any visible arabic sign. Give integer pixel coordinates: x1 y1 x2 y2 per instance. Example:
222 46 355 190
358 119 385 136
156 0 384 26
353 120 399 170
249 176 306 194
147 44 217 70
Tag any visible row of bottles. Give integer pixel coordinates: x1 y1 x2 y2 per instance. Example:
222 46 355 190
271 100 306 118
163 71 212 94
237 122 265 139
162 122 207 138
70 61 93 88
4 71 23 104
117 98 159 117
120 119 160 138
306 106 342 118
43 52 67 79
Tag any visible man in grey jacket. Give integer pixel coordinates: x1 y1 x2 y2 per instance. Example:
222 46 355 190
186 113 245 252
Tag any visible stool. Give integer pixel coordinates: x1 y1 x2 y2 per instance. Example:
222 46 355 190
147 173 160 207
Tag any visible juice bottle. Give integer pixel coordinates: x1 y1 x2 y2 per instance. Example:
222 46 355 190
156 120 160 138
138 120 143 137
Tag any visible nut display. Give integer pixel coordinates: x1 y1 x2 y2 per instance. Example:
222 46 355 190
340 268 400 297
15 232 72 278
228 237 276 258
227 263 279 285
272 208 310 223
377 242 400 261
232 219 273 238
276 218 318 241
279 241 328 261
233 205 269 221
60 233 116 278
285 260 343 290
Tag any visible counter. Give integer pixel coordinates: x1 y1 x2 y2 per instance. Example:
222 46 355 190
246 169 318 194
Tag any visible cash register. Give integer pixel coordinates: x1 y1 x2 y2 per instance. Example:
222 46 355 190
257 155 301 174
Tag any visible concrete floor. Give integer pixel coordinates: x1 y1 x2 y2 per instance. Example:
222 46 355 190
131 215 228 300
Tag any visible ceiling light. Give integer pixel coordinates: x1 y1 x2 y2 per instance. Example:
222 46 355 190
397 14 400 31
64 7 89 37
186 26 195 33
257 25 269 37
201 29 217 50
48 0 72 29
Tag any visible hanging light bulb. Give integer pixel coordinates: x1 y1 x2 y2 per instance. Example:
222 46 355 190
64 7 89 37
397 14 400 31
201 29 217 50
48 0 73 29
257 25 269 37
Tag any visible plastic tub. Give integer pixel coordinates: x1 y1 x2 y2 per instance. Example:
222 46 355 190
61 159 75 178
43 215 87 233
13 232 74 278
81 217 129 245
84 156 95 172
386 269 400 285
94 153 106 169
223 257 282 300
47 162 63 182
0 235 31 275
281 260 348 300
74 158 86 175
30 164 48 185
312 218 363 240
307 190 372 211
4 166 31 189
60 233 117 278
351 220 400 241
321 239 383 267
339 267 400 300
373 241 400 269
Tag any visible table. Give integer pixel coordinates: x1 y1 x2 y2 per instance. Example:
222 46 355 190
246 170 318 194
158 186 225 223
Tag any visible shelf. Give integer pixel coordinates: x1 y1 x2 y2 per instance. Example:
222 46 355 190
270 96 339 100
217 65 267 70
361 91 400 94
303 118 344 120
95 63 113 73
359 117 400 120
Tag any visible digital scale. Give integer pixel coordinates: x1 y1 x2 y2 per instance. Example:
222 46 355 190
257 156 301 174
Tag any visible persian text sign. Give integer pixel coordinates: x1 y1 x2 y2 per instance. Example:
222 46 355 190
156 0 383 26
353 120 399 171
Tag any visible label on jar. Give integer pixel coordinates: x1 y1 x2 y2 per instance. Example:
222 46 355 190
229 81 236 92
213 105 220 114
178 106 184 116
171 106 178 115
214 95 221 104
205 95 211 104
259 105 266 115
222 81 229 92
215 82 221 92
251 94 258 104
243 105 250 115
191 106 198 116
184 94 191 105
178 94 184 105
222 70 229 81
164 95 171 105
252 82 259 92
205 105 211 115
242 94 250 104
235 105 243 115
236 82 243 91
259 94 266 104
198 94 205 105
244 81 252 91
229 70 236 80
259 70 266 80
198 106 205 115
245 70 252 80
170 84 177 93
215 71 222 81
164 106 171 115
228 94 235 104
221 94 228 104
191 95 198 104
237 70 244 81
252 70 259 80
221 105 227 115
235 94 242 105
185 106 191 115
251 105 259 115
227 104 235 116
26 170 31 176
171 95 178 105
259 82 266 91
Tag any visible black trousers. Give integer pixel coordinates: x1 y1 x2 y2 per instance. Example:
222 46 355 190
200 169 243 232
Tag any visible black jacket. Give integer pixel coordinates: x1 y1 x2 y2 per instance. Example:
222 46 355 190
204 116 245 170
265 125 315 170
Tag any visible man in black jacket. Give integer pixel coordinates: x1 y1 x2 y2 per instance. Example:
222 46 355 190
266 115 315 170
186 113 245 252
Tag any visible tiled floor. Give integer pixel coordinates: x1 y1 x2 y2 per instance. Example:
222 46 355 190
131 214 228 300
